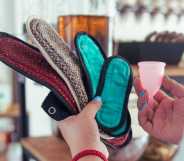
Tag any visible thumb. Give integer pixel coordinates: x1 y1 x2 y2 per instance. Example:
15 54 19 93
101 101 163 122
80 96 102 119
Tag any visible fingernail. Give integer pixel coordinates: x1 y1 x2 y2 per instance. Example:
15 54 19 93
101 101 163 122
139 91 145 97
133 76 137 80
140 102 148 112
93 96 102 103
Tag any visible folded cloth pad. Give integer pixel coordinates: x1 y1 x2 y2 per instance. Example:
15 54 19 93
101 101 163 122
75 32 106 99
96 56 133 134
0 32 78 115
26 17 88 111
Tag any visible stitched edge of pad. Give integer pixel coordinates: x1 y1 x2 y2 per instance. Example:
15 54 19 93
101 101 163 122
96 56 133 132
75 32 106 100
110 111 131 137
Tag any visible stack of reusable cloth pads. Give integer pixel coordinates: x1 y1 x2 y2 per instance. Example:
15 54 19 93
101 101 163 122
0 17 133 149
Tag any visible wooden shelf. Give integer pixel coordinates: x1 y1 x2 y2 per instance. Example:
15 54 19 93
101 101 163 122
132 65 184 77
21 136 71 161
21 136 175 161
0 111 19 118
0 154 6 161
0 104 20 118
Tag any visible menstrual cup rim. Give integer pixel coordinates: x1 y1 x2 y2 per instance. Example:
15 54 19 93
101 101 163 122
138 61 166 68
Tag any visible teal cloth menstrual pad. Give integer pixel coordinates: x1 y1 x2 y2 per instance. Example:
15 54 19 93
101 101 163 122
96 56 132 133
75 33 133 135
110 111 131 136
75 32 106 99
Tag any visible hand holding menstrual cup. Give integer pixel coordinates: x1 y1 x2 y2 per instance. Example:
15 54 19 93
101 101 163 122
138 61 166 102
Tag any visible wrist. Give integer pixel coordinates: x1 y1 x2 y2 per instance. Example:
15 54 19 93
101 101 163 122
79 156 103 161
72 149 107 161
71 141 104 157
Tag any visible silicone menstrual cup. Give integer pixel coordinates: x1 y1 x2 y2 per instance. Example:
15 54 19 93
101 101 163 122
138 61 166 101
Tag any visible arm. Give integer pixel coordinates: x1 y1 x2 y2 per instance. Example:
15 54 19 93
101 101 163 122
59 97 108 160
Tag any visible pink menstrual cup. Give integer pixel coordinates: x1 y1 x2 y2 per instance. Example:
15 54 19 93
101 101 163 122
138 61 166 101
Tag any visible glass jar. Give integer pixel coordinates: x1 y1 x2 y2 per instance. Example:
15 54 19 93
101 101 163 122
54 0 117 56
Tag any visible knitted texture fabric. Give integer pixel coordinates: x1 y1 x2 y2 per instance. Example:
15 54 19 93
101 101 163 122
26 17 88 111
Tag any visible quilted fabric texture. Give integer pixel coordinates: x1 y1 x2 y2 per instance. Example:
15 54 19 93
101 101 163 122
75 32 106 99
96 56 133 132
26 17 88 111
0 32 78 114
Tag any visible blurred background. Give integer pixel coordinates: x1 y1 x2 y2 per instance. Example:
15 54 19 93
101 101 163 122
0 0 184 161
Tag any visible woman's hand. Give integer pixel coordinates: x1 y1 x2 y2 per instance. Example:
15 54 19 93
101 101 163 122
134 76 184 144
58 97 108 158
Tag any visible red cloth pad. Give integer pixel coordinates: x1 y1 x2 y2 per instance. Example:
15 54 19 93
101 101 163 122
103 130 132 148
0 32 78 113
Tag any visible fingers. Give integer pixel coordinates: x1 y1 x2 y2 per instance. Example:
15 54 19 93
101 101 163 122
137 88 154 133
58 96 102 129
154 90 173 103
59 115 76 128
136 84 159 134
134 77 144 95
134 77 154 112
162 76 184 98
138 102 154 133
137 90 149 111
156 98 173 122
80 96 102 119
